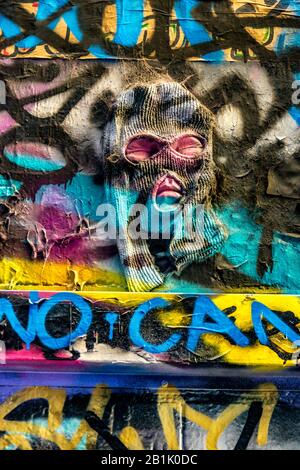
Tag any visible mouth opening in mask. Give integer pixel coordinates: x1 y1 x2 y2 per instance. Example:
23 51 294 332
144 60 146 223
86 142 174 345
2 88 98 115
152 174 183 212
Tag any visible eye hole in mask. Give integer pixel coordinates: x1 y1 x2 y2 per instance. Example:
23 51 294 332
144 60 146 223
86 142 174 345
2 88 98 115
125 133 207 163
125 134 207 163
171 135 207 158
125 135 164 163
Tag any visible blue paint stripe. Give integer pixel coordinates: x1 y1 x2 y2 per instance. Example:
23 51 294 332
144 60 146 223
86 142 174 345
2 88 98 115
4 150 65 172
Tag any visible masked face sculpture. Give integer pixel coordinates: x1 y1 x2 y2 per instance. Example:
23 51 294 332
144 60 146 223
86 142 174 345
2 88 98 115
102 82 226 291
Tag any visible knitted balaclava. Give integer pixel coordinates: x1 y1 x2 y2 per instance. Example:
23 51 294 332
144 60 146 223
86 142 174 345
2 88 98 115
102 82 226 291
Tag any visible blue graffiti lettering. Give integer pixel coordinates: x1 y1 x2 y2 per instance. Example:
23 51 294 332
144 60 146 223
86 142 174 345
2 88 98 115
129 297 182 354
34 292 93 349
186 296 250 352
105 312 119 341
0 297 35 349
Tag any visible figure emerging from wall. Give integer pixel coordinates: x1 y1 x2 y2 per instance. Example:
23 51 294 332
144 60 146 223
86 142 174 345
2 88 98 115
102 82 227 291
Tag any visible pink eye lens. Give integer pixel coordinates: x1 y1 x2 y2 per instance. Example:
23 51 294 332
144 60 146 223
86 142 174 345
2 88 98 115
125 136 162 162
173 135 206 157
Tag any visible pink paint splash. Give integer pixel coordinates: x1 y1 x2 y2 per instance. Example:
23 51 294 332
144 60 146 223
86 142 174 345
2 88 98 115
0 111 17 134
5 344 74 361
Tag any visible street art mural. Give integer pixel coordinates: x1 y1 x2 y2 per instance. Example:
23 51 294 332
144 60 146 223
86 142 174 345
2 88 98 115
0 57 299 293
0 0 298 452
0 368 299 450
0 0 300 61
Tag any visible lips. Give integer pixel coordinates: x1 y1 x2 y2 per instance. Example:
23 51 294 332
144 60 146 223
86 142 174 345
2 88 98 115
154 175 183 208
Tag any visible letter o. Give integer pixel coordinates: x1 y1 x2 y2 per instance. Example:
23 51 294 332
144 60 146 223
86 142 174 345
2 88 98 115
36 292 92 350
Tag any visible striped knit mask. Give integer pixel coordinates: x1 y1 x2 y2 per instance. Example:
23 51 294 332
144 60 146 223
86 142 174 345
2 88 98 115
102 82 226 291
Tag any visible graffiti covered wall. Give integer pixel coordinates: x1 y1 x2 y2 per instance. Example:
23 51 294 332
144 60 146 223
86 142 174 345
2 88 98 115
0 380 288 450
0 292 300 367
0 0 299 451
0 0 298 293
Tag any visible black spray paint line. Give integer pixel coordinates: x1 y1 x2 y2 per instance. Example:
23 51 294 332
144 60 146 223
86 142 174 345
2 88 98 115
234 401 264 450
85 411 129 451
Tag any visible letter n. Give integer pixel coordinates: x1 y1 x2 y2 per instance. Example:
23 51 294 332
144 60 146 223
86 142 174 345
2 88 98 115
252 301 300 345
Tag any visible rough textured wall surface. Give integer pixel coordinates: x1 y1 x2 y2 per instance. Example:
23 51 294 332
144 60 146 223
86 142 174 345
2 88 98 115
1 292 300 367
0 0 299 293
0 0 299 451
